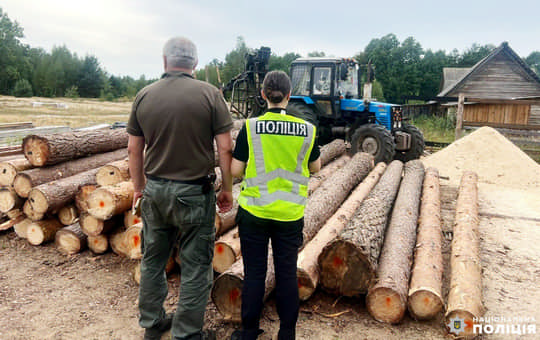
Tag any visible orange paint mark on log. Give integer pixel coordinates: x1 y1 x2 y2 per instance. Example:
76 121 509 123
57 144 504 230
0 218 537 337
229 288 240 303
332 256 343 267
94 239 99 244
133 218 140 224
385 297 392 307
99 201 105 208
216 244 224 254
424 297 430 305
133 235 140 247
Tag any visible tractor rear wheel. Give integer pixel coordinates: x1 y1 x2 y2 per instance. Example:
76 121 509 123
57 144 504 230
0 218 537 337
393 124 425 162
286 102 318 126
350 124 395 164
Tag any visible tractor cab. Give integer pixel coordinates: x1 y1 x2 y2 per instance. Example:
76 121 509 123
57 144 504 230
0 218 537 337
290 58 359 119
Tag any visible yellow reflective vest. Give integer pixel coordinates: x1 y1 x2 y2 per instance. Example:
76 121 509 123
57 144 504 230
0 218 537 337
238 110 316 221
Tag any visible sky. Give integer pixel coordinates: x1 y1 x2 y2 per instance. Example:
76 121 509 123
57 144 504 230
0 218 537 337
2 0 539 79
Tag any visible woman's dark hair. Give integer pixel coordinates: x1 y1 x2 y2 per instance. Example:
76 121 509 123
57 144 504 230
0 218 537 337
262 70 291 104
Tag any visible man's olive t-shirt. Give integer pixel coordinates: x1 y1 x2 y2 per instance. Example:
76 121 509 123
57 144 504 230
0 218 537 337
127 71 233 181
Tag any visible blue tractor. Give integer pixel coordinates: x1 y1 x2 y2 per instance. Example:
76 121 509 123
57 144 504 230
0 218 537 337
223 48 424 163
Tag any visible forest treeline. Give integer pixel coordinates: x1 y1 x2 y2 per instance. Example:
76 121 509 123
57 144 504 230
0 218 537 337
1 7 539 103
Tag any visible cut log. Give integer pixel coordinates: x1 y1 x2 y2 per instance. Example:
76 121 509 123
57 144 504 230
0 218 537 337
26 168 99 218
22 128 128 166
133 262 141 285
23 200 44 221
0 211 25 231
0 158 32 186
303 152 374 243
88 234 109 254
14 218 33 238
445 171 483 338
26 218 63 245
212 153 375 321
96 158 129 186
55 222 88 255
308 155 350 195
13 149 127 198
366 160 425 324
213 227 241 274
215 184 241 237
408 167 444 320
0 187 23 213
124 210 142 228
75 184 97 213
80 213 119 236
319 139 347 166
318 160 403 296
110 227 130 257
86 181 134 220
58 204 79 226
124 223 142 259
297 162 386 301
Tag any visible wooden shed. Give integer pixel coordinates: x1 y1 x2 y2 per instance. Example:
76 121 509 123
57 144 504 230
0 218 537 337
437 42 540 130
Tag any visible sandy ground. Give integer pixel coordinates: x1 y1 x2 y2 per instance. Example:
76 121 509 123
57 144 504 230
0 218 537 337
1 180 539 340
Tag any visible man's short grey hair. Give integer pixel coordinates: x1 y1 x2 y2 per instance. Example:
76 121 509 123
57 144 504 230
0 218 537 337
163 37 198 70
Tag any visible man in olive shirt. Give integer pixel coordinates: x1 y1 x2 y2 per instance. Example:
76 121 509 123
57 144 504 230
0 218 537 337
127 37 233 340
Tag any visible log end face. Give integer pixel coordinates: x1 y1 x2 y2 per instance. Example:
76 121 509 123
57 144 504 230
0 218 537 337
0 163 17 186
212 243 236 274
28 189 49 214
297 269 316 301
96 166 125 186
87 189 115 220
27 223 45 245
56 232 82 255
408 290 444 320
366 287 406 324
211 274 243 322
23 136 49 167
0 188 16 212
88 235 108 254
13 174 32 198
23 200 44 221
80 214 103 236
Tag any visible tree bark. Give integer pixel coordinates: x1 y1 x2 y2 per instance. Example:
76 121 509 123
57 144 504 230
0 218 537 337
88 234 109 254
319 139 347 167
96 158 130 186
80 213 120 236
212 153 375 320
213 227 241 274
26 168 99 218
13 149 127 198
22 128 128 166
308 155 350 195
55 222 88 255
75 184 97 213
26 218 63 245
303 152 374 243
0 187 23 213
297 162 386 301
445 171 483 338
366 160 425 324
58 204 79 226
0 158 32 186
86 181 134 220
318 160 403 296
408 167 444 320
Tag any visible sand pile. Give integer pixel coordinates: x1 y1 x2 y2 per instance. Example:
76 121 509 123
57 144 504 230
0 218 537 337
422 127 540 189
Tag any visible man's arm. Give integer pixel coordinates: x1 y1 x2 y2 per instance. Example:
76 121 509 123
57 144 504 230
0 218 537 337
215 131 233 212
128 135 146 208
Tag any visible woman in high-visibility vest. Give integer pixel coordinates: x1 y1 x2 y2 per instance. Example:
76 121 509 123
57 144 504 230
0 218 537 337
231 70 321 340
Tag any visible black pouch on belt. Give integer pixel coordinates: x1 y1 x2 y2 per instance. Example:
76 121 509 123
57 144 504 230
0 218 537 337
202 173 217 194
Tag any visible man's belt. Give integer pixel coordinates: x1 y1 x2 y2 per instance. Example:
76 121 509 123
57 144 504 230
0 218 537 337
146 174 216 185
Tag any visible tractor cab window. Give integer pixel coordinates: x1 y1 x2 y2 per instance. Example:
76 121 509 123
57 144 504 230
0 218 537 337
312 67 331 96
291 64 311 96
336 64 358 98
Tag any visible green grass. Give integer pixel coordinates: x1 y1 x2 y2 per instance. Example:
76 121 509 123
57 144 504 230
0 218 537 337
410 114 456 143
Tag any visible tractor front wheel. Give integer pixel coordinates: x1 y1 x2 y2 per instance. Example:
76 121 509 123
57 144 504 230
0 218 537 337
350 124 395 164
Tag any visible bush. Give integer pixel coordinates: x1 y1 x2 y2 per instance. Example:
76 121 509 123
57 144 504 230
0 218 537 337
65 85 79 98
12 79 33 97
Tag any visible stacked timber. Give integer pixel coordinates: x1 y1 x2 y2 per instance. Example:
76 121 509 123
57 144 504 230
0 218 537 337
366 160 425 324
96 158 129 186
445 171 483 338
211 152 374 321
213 227 241 274
0 157 33 186
318 160 403 296
319 139 347 166
55 222 88 255
308 155 350 195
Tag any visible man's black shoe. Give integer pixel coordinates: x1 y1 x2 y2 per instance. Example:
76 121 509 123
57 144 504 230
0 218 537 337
143 313 173 340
